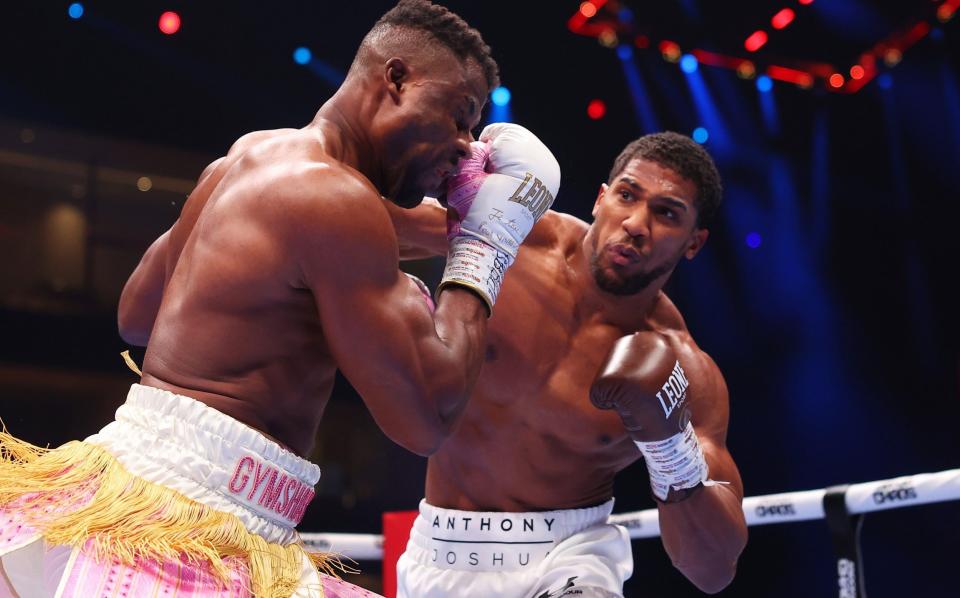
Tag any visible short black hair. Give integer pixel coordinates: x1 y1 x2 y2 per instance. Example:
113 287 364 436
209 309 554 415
362 0 499 91
608 132 723 228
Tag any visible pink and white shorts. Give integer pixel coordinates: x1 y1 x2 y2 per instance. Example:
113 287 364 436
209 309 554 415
0 384 379 598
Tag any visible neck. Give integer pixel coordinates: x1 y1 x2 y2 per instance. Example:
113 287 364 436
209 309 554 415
572 229 669 329
311 79 387 193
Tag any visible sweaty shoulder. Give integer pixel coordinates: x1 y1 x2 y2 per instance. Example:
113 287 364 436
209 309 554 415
648 291 690 335
277 158 397 274
232 129 383 221
290 160 383 220
523 209 588 252
646 295 725 401
164 128 298 272
230 128 299 156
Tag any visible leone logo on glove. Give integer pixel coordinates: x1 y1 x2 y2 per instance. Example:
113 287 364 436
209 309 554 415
656 360 690 419
506 171 555 221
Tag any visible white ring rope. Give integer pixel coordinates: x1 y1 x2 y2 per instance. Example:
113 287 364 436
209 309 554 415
300 468 960 559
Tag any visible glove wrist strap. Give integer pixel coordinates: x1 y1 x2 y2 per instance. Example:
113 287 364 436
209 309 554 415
635 422 710 501
438 236 513 316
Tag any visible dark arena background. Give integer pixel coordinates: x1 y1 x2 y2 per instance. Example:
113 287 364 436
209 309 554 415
1 1 959 596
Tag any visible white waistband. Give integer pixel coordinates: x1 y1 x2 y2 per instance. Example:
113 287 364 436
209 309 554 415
408 499 615 572
85 384 321 545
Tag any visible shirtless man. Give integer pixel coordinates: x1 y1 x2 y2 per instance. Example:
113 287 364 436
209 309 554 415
0 2 559 596
390 132 748 597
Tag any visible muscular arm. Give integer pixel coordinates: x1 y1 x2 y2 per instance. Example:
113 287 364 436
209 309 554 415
383 197 448 260
304 176 488 456
658 358 748 594
118 230 170 346
385 198 564 260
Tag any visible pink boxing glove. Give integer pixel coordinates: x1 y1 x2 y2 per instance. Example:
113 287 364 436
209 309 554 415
404 273 435 313
444 140 492 239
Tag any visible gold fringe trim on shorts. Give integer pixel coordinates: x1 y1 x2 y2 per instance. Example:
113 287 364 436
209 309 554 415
0 430 343 597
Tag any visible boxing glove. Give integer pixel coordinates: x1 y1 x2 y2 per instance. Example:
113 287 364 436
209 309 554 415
438 123 560 314
591 332 710 502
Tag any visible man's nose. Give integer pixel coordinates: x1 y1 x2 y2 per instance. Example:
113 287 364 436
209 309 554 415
623 206 650 239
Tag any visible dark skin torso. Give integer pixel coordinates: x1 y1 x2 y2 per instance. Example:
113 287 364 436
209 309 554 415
121 42 493 460
426 213 713 511
141 128 336 454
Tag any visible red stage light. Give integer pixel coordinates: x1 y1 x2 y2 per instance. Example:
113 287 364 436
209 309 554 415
767 65 813 86
938 4 956 23
829 73 845 88
658 40 680 54
579 2 597 18
849 65 865 80
798 0 814 5
744 30 768 52
771 8 795 30
587 99 606 120
658 40 681 62
159 11 180 35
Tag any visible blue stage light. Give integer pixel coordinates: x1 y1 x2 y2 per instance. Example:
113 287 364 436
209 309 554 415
68 3 84 19
692 127 709 143
746 232 762 249
680 54 698 74
491 86 511 107
617 45 633 61
756 75 773 93
293 47 312 65
877 73 893 90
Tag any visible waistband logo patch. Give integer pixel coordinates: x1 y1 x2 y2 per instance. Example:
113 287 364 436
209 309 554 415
227 455 315 525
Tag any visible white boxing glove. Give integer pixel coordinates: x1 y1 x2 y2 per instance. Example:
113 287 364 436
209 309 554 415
438 123 560 313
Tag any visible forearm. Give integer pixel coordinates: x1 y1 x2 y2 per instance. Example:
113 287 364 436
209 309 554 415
658 483 748 593
372 285 488 456
427 286 488 423
384 197 448 259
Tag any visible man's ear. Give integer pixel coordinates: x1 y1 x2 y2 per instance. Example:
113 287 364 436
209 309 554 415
385 57 409 102
685 227 709 259
592 183 608 218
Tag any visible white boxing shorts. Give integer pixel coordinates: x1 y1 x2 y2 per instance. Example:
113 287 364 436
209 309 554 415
396 499 633 598
0 384 379 598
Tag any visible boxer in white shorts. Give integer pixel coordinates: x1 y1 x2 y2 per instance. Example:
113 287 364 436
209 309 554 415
389 132 749 597
398 500 630 597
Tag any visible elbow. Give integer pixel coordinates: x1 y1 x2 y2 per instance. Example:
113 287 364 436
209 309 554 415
117 299 155 346
117 311 150 347
681 563 737 594
118 326 149 347
674 534 747 594
395 418 453 457
402 433 447 457
676 560 738 594
388 395 459 457
382 366 473 456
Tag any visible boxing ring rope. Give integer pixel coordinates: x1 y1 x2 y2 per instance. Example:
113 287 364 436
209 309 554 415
301 468 960 596
302 468 959 554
